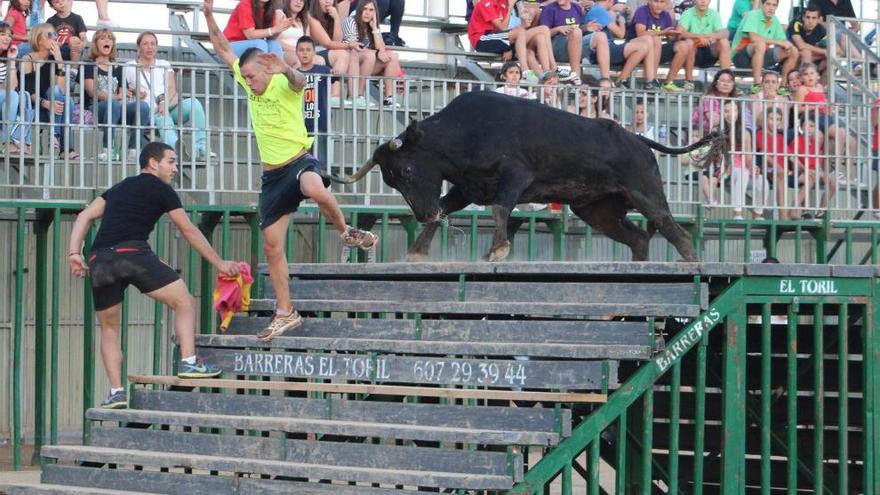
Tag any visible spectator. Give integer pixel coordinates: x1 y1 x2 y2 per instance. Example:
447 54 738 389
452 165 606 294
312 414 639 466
509 1 562 77
755 107 792 218
538 69 560 106
787 4 827 68
295 35 331 159
277 0 326 68
123 31 213 161
678 0 731 73
539 0 588 85
495 60 532 97
750 70 789 128
349 0 406 46
84 28 151 162
692 68 751 135
788 115 836 217
812 0 859 54
342 0 401 106
726 0 756 42
628 0 693 92
785 68 801 93
582 77 614 118
0 21 33 155
223 0 289 58
731 0 797 85
28 0 116 27
4 0 30 57
469 0 533 76
629 99 655 139
588 0 656 90
46 0 86 66
20 23 75 159
576 0 617 82
720 100 766 219
308 0 359 105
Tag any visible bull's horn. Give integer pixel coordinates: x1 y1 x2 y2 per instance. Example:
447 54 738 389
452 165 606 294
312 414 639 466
389 138 403 151
334 159 377 184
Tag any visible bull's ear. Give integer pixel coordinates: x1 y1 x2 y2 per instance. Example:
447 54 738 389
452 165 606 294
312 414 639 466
405 120 424 145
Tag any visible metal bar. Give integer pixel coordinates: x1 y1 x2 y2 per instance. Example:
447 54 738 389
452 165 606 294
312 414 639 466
837 303 848 494
722 305 747 493
120 293 129 387
640 388 653 492
693 330 708 495
153 218 165 376
668 360 681 495
760 302 772 495
787 300 798 494
528 216 536 261
12 208 26 470
50 208 61 445
813 303 824 493
615 410 627 494
33 211 49 464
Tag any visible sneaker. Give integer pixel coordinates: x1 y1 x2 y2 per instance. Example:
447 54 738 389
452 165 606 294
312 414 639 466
177 356 223 378
681 80 696 92
126 149 137 161
522 70 539 84
643 80 660 91
96 18 120 28
733 215 745 220
776 86 791 96
340 226 378 249
354 96 376 108
555 67 576 83
571 77 583 87
101 389 127 409
616 78 632 89
662 81 685 93
257 310 303 342
749 83 762 94
329 96 342 107
382 96 400 107
873 210 880 220
97 148 109 161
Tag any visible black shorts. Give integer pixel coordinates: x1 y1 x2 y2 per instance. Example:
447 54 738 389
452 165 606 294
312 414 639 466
475 30 512 54
608 41 628 66
260 153 330 230
694 46 718 67
88 241 180 311
659 42 675 64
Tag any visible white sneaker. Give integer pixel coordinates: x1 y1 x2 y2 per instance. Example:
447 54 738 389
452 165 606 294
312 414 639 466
127 149 137 161
873 210 880 220
555 67 576 83
97 148 109 161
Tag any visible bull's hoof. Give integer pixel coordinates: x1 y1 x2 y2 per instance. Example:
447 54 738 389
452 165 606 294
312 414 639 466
485 241 511 262
404 251 428 262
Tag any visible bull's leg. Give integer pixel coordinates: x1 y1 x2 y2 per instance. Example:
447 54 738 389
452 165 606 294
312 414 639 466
485 169 532 262
487 205 513 261
570 197 652 261
406 186 472 261
629 191 698 262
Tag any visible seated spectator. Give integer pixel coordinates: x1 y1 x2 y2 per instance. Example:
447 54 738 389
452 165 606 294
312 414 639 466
308 0 358 104
628 0 693 92
539 0 590 85
223 0 288 58
581 77 614 118
785 67 801 93
470 0 557 79
348 0 406 46
787 4 826 69
537 69 560 106
123 31 213 161
296 35 331 159
788 115 836 217
276 0 326 68
726 0 756 42
731 0 797 86
46 0 85 67
0 21 33 155
495 60 532 97
720 100 766 219
678 0 731 73
692 68 752 135
84 28 151 162
628 99 655 139
588 0 656 89
510 0 562 77
755 108 792 218
20 23 76 159
4 0 31 57
812 0 859 57
750 70 789 128
342 0 401 106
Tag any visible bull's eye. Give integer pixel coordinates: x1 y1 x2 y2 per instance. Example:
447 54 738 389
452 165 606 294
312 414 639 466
402 166 413 178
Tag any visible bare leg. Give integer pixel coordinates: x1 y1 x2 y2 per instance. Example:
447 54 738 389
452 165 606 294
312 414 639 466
145 279 197 359
95 0 113 22
714 38 731 68
665 39 691 83
328 49 350 98
262 214 295 315
300 171 348 233
97 303 123 389
748 41 767 80
618 39 648 81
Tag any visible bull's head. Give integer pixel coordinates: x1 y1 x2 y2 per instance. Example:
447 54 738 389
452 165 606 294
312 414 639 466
337 121 442 223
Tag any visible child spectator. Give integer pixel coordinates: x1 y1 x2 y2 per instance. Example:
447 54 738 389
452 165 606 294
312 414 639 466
750 70 789 128
678 0 731 73
495 60 532 98
731 0 797 86
587 0 656 90
628 0 693 92
342 0 401 106
582 77 614 118
788 116 835 218
628 100 654 139
0 21 33 155
223 0 290 57
46 0 86 65
754 108 791 218
5 0 31 56
84 28 151 162
720 100 767 219
787 3 826 68
296 35 331 159
348 0 406 46
308 0 359 105
538 69 560 106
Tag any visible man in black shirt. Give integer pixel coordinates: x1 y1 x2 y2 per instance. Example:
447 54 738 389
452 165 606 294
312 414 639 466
788 4 827 66
68 142 241 409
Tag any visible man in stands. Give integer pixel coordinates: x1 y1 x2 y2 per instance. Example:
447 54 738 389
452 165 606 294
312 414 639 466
678 0 731 72
204 0 377 342
539 0 592 85
587 0 657 89
788 4 827 68
731 0 798 85
68 143 242 409
628 0 694 92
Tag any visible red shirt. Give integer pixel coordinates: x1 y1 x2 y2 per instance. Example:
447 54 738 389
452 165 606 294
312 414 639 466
788 135 823 170
4 9 27 46
755 128 786 169
223 0 263 42
468 0 507 48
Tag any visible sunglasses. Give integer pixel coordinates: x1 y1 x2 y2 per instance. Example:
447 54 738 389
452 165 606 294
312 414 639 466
46 32 57 39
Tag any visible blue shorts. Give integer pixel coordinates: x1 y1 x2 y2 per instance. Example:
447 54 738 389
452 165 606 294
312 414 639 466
551 33 599 63
259 153 330 229
733 45 779 69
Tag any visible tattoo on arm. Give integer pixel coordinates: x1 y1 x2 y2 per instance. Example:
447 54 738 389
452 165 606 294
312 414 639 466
286 67 307 91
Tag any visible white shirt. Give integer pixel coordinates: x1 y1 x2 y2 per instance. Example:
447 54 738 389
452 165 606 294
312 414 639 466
122 59 173 113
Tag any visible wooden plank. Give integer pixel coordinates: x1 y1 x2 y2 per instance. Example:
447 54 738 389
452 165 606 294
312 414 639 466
198 347 612 389
89 427 523 479
128 375 607 403
0 483 156 495
41 446 514 490
85 409 560 446
132 389 572 435
277 261 712 277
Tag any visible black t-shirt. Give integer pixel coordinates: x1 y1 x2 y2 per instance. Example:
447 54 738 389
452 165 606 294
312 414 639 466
92 174 183 250
47 12 87 47
787 20 827 46
812 0 856 20
83 64 123 109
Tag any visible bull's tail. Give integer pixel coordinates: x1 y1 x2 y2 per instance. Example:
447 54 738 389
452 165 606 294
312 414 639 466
637 131 727 169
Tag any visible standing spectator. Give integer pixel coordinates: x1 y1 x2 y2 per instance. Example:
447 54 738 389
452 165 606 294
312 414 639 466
720 100 766 219
495 60 532 97
349 0 406 46
20 23 76 159
628 100 655 139
5 0 30 56
628 0 693 92
308 0 358 105
277 0 326 67
46 0 86 66
788 116 835 217
295 35 331 159
754 108 791 218
726 0 756 41
731 0 797 85
750 70 789 128
223 0 290 57
0 21 33 155
787 4 827 68
539 0 588 85
342 0 401 106
587 0 656 90
123 31 213 161
583 77 614 118
678 0 731 72
84 28 151 162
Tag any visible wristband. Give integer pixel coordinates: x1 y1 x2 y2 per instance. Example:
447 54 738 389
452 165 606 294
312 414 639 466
268 27 274 36
69 252 81 256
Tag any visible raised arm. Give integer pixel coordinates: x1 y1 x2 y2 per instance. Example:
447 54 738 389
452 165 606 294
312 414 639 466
204 0 237 68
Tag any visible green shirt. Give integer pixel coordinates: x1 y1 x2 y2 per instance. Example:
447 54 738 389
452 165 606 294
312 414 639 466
726 0 753 32
232 59 313 167
679 6 723 36
732 9 786 56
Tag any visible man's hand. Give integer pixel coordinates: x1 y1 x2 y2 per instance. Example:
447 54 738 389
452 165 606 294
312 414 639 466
216 260 242 277
257 52 289 74
203 0 214 17
69 253 89 278
584 20 601 32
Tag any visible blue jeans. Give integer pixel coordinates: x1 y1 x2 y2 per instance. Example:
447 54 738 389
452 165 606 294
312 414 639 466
154 97 208 155
230 39 284 58
28 0 44 26
38 86 73 151
0 89 21 142
93 100 151 150
8 90 33 146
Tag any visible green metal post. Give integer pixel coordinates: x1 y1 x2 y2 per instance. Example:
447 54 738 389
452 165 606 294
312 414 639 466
767 222 778 259
380 212 389 262
152 218 165 375
760 303 772 495
743 223 752 262
844 227 852 264
551 219 565 261
82 227 96 444
198 213 218 334
247 215 264 298
721 308 747 493
871 227 878 264
350 212 360 262
693 331 708 495
794 225 803 263
439 214 448 261
837 303 848 494
869 292 879 495
813 303 824 492
561 460 572 495
317 214 327 263
694 204 705 256
33 211 49 464
615 410 628 493
50 208 61 445
787 301 798 494
12 208 26 470
583 225 592 260
668 360 681 494
640 388 653 492
120 294 129 383
528 216 536 260
813 221 828 263
469 214 479 262
719 223 727 261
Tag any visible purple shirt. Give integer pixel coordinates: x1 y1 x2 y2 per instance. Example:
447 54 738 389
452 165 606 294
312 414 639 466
540 1 584 33
627 5 675 39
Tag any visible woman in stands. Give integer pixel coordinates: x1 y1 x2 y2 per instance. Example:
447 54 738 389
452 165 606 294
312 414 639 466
123 31 213 161
0 21 33 155
691 68 751 137
20 23 76 159
342 0 401 106
84 28 151 162
223 0 293 57
276 0 325 67
308 0 359 105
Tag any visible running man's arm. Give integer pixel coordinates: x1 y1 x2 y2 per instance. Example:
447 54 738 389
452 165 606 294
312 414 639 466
257 52 306 92
167 208 241 277
68 197 106 277
204 0 237 68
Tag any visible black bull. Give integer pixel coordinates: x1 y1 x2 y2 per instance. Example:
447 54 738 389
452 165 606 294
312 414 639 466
333 91 724 262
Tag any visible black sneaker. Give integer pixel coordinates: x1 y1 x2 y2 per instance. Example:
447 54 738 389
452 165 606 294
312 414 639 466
616 79 631 89
177 356 223 378
643 80 660 91
101 389 127 409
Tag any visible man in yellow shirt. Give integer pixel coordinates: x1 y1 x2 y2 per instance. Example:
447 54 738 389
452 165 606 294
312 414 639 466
205 0 378 342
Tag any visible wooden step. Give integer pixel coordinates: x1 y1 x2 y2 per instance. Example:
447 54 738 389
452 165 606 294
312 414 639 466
86 408 560 445
41 445 514 491
0 483 158 494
